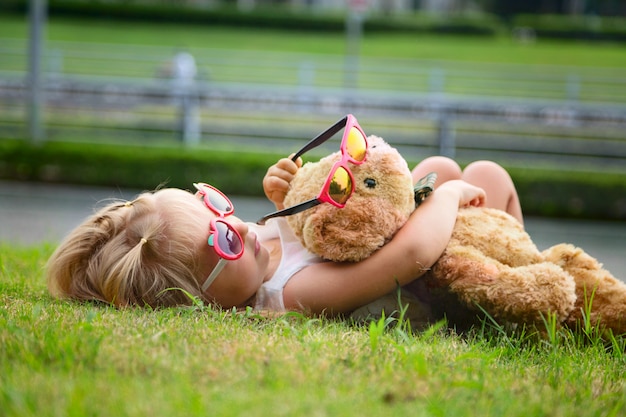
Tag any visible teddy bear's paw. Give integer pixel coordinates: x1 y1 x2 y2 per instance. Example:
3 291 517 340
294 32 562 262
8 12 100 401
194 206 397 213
565 299 626 337
542 243 604 271
563 270 626 336
543 243 626 335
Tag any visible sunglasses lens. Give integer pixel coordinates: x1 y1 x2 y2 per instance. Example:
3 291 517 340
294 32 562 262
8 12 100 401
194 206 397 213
345 127 367 162
205 188 233 214
328 166 353 205
212 220 243 258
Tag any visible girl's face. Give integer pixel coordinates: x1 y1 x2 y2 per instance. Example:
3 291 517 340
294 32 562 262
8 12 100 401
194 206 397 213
157 188 270 308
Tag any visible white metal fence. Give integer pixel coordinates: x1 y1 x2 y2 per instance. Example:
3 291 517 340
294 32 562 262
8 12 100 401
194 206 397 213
1 39 626 172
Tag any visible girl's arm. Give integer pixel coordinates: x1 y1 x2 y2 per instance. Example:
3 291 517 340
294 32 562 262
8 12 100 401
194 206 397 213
283 180 486 315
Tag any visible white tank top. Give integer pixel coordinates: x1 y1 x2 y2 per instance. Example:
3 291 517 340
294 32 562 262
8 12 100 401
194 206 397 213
250 218 324 311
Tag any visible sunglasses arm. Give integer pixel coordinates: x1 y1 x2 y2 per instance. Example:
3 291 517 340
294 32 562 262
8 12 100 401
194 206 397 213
202 258 228 292
291 116 348 161
256 198 322 225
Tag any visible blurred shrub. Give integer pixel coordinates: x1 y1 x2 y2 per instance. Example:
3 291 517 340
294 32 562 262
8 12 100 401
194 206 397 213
6 0 625 41
1 139 624 220
4 1 626 41
506 167 626 221
0 139 279 195
2 0 501 37
512 14 626 41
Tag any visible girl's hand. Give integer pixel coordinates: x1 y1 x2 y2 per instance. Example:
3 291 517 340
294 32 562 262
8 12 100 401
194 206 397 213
263 155 303 209
438 180 486 208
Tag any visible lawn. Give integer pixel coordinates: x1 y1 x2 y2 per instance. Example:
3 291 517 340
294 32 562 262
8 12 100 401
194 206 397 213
1 244 625 417
2 14 626 67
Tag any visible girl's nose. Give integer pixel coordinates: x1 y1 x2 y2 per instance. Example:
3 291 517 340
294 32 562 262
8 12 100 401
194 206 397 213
229 217 249 238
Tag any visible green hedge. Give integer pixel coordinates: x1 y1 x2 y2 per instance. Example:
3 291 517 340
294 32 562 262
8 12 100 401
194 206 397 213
1 139 625 220
0 139 280 195
5 0 626 41
507 168 626 220
0 0 501 37
512 14 626 41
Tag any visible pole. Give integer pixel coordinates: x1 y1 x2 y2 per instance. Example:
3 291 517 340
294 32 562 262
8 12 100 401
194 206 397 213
344 10 362 91
345 0 367 92
28 0 47 144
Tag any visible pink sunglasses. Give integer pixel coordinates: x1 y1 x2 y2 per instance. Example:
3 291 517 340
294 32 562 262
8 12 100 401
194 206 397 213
257 114 368 225
193 183 244 292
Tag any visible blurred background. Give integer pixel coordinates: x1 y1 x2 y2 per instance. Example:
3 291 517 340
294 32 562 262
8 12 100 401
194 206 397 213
1 0 625 169
0 1 625 265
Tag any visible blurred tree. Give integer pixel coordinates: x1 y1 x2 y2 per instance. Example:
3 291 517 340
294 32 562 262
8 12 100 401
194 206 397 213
480 0 624 17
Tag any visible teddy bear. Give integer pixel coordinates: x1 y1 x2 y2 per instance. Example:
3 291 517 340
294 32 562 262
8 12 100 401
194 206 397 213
423 207 626 335
283 135 626 335
283 135 416 263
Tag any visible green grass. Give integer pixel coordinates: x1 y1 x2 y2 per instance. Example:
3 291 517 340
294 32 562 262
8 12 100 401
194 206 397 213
2 14 626 67
2 243 626 417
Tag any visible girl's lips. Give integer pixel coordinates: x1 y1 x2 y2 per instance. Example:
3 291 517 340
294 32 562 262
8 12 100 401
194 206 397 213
252 233 260 256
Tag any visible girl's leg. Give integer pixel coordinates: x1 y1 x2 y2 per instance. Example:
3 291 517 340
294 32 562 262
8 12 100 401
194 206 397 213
412 157 523 224
411 156 462 187
462 161 523 224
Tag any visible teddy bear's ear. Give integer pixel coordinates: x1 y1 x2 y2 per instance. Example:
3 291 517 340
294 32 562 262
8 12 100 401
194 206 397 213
361 136 413 185
351 135 415 217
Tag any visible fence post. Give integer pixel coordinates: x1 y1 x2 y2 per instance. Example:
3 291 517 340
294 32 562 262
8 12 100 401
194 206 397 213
172 52 200 146
297 61 315 112
566 74 580 102
429 67 445 95
437 109 456 158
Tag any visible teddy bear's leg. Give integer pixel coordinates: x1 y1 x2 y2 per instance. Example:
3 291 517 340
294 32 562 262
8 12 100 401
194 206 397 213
431 253 577 326
543 243 626 335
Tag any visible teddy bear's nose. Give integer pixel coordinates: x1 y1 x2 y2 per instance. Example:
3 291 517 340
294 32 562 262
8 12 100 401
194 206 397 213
364 178 377 188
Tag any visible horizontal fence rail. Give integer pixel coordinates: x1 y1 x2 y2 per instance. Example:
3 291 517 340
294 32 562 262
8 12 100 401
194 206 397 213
1 39 626 172
3 39 626 103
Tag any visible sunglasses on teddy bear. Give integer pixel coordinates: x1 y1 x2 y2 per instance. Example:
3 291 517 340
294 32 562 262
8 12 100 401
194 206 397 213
256 114 368 225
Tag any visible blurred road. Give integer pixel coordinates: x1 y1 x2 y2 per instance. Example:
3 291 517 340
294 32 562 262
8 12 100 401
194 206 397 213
0 180 276 244
1 180 624 281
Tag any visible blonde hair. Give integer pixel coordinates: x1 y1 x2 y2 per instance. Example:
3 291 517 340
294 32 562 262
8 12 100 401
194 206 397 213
46 189 205 307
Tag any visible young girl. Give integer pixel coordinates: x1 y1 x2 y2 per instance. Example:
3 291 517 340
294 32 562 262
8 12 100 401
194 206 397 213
47 122 522 315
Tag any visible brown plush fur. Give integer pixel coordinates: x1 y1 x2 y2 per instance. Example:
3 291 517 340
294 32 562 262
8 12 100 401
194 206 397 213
424 209 626 334
424 208 578 326
285 135 626 335
284 135 415 262
543 243 626 335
